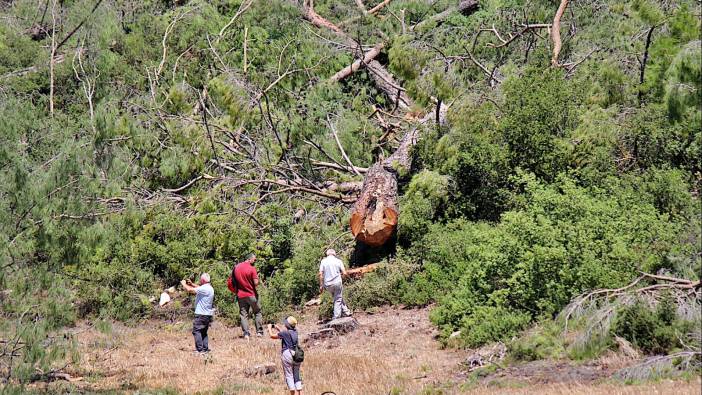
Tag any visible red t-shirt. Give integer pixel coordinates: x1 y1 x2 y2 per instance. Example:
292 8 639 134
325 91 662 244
233 261 258 298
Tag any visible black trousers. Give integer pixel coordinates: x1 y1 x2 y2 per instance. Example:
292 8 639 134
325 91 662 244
192 314 212 352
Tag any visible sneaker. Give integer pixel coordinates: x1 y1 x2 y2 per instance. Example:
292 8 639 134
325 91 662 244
256 333 263 337
244 335 250 341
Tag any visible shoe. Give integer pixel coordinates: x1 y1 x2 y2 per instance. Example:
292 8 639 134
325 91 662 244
244 335 250 341
256 333 263 337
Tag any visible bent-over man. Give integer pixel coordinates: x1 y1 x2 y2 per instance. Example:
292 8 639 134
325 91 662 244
233 253 263 339
181 273 215 354
319 249 352 320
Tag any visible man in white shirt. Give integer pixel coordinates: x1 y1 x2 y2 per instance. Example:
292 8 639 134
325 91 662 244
181 273 215 354
318 249 352 320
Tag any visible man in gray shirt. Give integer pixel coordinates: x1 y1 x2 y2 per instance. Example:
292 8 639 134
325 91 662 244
319 249 352 320
181 273 214 354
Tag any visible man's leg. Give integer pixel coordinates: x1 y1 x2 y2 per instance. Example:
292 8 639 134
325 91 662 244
293 362 302 392
328 283 342 320
202 316 210 351
238 298 251 337
338 283 352 317
192 316 204 352
251 297 263 335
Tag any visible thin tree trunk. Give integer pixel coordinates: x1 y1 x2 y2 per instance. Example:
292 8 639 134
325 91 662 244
49 0 57 116
551 0 569 67
638 25 656 104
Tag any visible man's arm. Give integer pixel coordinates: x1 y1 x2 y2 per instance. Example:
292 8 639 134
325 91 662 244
181 279 198 294
340 259 348 277
318 271 324 293
267 323 281 339
253 269 260 287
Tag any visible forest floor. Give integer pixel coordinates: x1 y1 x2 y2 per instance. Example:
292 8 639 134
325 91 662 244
38 306 700 394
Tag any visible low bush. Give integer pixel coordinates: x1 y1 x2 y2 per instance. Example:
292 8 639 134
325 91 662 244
612 294 696 355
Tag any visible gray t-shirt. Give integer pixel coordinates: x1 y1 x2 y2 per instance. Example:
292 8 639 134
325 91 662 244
319 256 345 287
194 283 215 316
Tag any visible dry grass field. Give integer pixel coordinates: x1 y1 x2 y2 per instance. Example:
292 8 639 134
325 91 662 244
40 306 700 394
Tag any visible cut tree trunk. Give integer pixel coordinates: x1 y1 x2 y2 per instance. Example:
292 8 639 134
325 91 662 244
350 113 427 247
350 163 399 246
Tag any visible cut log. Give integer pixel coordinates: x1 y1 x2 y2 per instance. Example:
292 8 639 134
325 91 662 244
323 316 360 334
350 163 398 246
346 262 381 278
330 43 385 82
350 112 430 247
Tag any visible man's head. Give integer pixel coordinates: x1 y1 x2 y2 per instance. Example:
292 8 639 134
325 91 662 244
284 316 297 330
199 272 210 285
246 253 256 264
325 249 336 257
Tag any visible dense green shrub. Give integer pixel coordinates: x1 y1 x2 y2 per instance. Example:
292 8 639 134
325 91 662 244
411 173 687 347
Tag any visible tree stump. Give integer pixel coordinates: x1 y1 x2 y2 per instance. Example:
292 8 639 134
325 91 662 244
323 317 360 335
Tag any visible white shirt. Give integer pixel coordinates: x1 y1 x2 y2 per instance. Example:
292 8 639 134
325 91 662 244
194 283 215 316
319 256 345 287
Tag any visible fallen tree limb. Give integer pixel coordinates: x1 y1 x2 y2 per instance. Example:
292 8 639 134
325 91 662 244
161 173 218 193
367 0 391 15
329 42 384 82
300 0 413 111
217 0 253 39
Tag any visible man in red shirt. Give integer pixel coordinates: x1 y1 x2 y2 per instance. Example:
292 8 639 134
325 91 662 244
233 253 263 339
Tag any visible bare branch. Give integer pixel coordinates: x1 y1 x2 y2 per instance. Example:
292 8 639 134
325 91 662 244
217 0 253 39
327 115 363 177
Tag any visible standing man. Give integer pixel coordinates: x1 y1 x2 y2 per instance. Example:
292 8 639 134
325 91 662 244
319 249 352 320
233 253 263 339
181 273 214 354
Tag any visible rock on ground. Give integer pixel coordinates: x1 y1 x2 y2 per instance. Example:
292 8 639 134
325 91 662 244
243 363 276 377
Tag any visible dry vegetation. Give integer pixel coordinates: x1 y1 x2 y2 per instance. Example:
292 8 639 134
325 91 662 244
30 307 700 394
70 307 466 394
